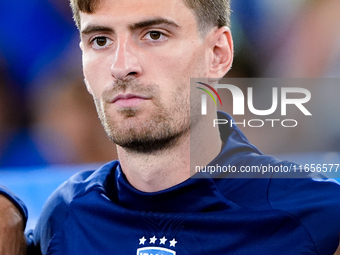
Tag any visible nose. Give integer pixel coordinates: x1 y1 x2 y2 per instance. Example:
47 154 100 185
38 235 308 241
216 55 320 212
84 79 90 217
111 38 142 80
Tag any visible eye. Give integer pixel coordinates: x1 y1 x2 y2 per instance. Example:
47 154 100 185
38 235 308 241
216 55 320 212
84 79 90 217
149 31 161 40
143 31 168 42
91 36 113 49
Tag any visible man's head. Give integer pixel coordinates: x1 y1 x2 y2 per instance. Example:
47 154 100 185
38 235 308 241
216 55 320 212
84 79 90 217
70 0 231 35
72 0 233 154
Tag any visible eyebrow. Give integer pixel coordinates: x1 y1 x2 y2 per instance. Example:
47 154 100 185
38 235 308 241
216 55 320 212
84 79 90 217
128 18 180 30
81 18 179 36
81 25 114 35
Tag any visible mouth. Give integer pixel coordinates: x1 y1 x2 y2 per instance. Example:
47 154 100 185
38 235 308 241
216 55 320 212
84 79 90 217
111 93 151 108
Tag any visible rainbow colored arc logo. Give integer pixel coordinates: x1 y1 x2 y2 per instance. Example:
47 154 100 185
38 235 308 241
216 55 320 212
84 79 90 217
196 82 222 106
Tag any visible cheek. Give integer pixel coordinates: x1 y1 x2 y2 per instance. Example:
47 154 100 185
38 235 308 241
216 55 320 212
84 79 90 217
149 45 206 105
166 45 207 79
82 53 111 98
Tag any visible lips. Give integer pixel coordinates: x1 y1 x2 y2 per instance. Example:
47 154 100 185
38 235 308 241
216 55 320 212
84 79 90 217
111 93 151 108
111 93 148 103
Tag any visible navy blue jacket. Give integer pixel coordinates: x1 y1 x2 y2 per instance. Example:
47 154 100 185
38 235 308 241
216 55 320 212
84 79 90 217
3 112 340 254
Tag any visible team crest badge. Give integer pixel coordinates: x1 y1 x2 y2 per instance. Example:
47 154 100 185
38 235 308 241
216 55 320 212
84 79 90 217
137 236 177 255
136 247 176 255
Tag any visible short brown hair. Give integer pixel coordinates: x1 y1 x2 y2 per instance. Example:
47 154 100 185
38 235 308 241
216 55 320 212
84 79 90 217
69 0 231 34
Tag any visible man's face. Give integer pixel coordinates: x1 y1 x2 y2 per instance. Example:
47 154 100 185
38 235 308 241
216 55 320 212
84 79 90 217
80 0 211 153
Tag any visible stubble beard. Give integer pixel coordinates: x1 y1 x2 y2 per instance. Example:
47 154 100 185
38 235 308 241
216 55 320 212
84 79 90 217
94 79 190 154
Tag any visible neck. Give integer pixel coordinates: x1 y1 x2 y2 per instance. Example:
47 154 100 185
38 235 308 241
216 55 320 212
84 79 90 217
117 111 222 193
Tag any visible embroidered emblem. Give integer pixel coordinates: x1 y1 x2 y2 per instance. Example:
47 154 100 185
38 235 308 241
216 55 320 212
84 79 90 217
137 236 177 255
136 247 176 255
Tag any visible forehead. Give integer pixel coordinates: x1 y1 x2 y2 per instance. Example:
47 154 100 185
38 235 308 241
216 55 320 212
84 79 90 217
79 0 197 30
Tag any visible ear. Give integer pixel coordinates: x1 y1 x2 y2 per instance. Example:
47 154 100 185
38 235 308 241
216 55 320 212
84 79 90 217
208 27 234 79
84 78 94 95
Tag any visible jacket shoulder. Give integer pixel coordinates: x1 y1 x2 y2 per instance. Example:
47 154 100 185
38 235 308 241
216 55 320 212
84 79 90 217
268 177 340 255
31 161 119 255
